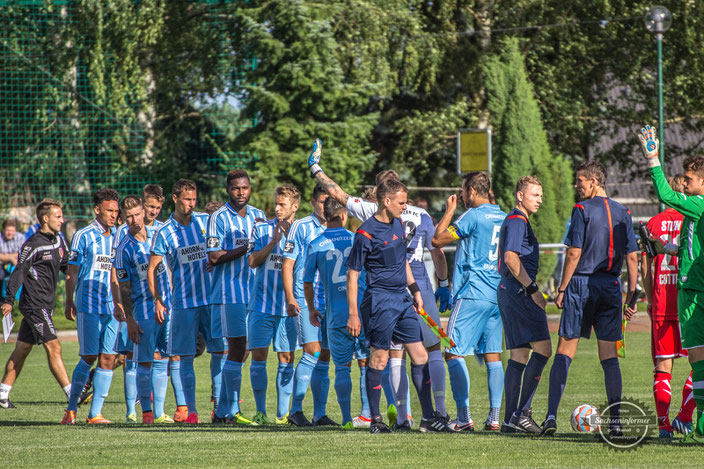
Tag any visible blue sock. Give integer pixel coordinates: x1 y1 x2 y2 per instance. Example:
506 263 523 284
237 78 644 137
504 359 526 424
67 359 92 411
546 354 572 419
381 363 395 408
448 357 471 423
210 353 226 415
410 363 434 420
276 362 294 419
180 355 197 414
334 365 353 424
601 357 622 428
366 367 383 419
169 360 186 407
486 360 505 411
311 361 330 421
89 367 113 419
359 366 371 418
136 364 152 413
518 353 549 412
221 360 243 417
250 360 268 414
152 359 168 418
124 359 138 417
290 353 317 414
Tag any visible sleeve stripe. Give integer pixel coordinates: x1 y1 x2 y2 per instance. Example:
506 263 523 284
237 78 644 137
357 229 372 240
574 204 585 210
507 215 527 222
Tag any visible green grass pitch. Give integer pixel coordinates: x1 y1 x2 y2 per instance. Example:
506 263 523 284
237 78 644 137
0 332 700 467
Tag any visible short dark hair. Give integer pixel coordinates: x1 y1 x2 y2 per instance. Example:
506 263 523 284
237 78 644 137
275 185 301 204
226 169 250 186
462 172 491 198
376 178 407 201
204 201 225 215
2 218 17 230
683 155 704 177
173 179 197 196
120 195 143 212
375 169 400 185
515 176 542 194
142 184 165 203
36 199 62 223
576 161 607 187
94 188 120 206
312 183 328 201
323 198 346 223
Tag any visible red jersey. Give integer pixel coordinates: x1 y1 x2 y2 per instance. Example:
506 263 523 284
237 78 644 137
647 208 683 319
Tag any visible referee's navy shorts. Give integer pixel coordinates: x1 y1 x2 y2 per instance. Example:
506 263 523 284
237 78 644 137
497 276 550 350
359 288 422 350
559 273 622 341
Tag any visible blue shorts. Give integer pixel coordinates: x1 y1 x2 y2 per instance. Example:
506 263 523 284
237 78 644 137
114 322 133 355
327 325 369 366
132 317 170 363
296 301 323 347
211 303 247 339
77 313 119 357
168 305 227 356
417 286 441 348
560 274 622 341
360 289 423 350
246 311 300 353
497 278 550 350
446 298 503 356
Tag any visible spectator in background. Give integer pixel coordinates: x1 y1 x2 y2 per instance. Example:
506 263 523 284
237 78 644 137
0 219 26 297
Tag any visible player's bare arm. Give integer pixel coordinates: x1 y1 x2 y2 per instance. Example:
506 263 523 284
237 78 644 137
207 244 248 267
555 247 582 309
406 260 424 312
306 138 350 205
248 221 288 268
283 258 300 317
147 254 167 325
303 281 321 327
346 268 361 337
623 251 639 320
432 194 459 248
63 263 78 321
110 267 125 322
504 250 547 310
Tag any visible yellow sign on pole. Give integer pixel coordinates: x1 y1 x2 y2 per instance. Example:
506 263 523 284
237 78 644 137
457 128 491 175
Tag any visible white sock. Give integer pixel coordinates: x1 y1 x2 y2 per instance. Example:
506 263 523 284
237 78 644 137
63 384 72 400
428 349 447 416
0 383 11 400
389 358 408 423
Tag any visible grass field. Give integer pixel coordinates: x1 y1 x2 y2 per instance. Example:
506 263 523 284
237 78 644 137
0 331 700 468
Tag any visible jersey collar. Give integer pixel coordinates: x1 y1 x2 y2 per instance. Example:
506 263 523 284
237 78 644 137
226 202 252 218
91 219 116 236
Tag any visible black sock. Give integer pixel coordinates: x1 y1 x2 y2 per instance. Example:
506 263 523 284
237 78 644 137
517 352 549 413
411 363 435 420
504 359 526 423
546 354 572 418
601 357 622 429
366 367 383 420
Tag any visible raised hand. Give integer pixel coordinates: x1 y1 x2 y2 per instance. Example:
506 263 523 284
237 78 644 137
638 125 660 164
308 138 323 178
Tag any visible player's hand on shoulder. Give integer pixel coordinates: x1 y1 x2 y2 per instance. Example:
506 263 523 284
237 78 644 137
286 300 300 317
347 314 361 337
310 308 322 327
1 303 11 317
532 290 546 310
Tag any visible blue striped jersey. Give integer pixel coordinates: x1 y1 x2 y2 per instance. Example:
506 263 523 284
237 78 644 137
248 219 288 316
303 228 366 328
448 204 506 303
112 219 164 251
114 226 172 320
282 214 326 309
69 219 116 315
151 213 210 309
24 222 40 239
206 203 266 304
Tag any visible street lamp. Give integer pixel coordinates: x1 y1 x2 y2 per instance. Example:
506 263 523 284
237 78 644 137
644 6 672 168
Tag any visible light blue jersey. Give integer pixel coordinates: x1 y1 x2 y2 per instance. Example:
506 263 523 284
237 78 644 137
303 228 365 329
151 213 210 310
69 219 115 315
448 203 506 303
248 219 288 316
114 226 172 320
24 222 40 239
282 214 326 309
206 203 266 304
112 219 164 252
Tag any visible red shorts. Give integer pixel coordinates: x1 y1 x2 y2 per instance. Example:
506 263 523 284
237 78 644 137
651 317 687 363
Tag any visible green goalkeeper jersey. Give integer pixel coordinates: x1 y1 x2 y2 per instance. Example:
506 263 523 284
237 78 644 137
651 166 704 292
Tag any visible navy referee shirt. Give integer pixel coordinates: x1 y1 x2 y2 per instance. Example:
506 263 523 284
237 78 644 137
498 208 539 280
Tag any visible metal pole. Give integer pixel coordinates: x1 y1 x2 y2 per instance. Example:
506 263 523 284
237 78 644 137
657 34 665 212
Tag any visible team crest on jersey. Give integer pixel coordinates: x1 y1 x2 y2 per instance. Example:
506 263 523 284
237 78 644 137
116 268 128 280
283 241 295 254
110 248 116 259
207 237 220 249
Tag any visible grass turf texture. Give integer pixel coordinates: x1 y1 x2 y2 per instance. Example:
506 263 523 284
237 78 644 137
0 332 700 467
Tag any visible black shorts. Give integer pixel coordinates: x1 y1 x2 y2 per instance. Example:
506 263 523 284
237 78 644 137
17 309 58 345
359 290 422 350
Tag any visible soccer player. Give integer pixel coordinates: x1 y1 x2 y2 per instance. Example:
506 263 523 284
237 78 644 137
431 172 507 431
283 183 336 427
541 162 638 436
0 199 71 409
309 140 449 424
62 189 120 425
207 170 264 425
346 178 453 433
496 176 552 434
639 125 704 445
641 174 697 437
303 198 370 428
148 179 227 424
112 195 173 424
247 185 300 425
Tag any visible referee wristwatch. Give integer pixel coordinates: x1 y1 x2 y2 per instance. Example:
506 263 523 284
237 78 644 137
524 282 539 295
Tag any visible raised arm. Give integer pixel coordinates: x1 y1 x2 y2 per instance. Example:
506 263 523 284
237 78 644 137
306 138 350 205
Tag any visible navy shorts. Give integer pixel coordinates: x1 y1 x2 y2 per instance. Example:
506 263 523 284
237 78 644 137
497 277 550 350
559 274 622 341
360 289 422 350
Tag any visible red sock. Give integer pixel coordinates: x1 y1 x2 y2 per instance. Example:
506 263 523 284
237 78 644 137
677 371 696 423
654 371 672 430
